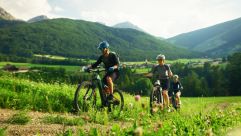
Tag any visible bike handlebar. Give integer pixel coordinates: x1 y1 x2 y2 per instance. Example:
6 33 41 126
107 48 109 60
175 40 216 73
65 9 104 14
82 66 106 73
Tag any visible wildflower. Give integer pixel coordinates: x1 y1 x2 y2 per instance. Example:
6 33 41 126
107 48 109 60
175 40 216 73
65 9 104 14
205 128 213 136
129 103 134 108
134 127 143 136
135 95 141 102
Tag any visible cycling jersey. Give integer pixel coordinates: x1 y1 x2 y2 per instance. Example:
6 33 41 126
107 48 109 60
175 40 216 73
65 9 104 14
91 52 120 71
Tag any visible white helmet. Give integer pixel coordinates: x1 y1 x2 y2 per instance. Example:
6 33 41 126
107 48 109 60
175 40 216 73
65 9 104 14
173 74 179 79
156 54 165 60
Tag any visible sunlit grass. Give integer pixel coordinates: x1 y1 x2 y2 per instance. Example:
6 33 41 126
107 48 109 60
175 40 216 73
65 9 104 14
0 74 240 135
0 62 80 72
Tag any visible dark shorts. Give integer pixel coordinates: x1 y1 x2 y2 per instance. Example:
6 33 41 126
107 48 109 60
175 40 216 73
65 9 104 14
103 71 119 85
160 79 169 91
169 90 181 96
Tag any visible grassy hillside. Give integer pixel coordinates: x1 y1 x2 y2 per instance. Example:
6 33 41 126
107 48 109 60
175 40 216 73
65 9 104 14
168 17 241 57
0 19 24 27
0 18 201 61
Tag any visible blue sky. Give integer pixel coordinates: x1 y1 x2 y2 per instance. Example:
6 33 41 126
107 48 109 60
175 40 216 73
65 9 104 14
1 0 241 38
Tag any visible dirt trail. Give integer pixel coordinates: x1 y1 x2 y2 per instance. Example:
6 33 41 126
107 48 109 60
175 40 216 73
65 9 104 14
0 108 131 136
226 126 241 136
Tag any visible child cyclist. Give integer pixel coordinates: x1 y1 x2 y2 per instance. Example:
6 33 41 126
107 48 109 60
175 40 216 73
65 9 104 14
146 54 173 111
170 75 183 107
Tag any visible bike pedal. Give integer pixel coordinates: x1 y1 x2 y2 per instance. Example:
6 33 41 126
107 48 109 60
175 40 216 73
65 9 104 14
113 100 120 105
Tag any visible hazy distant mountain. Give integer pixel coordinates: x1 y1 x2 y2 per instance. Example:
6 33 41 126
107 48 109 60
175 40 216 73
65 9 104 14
0 7 24 28
158 37 166 40
168 17 241 57
28 15 49 23
113 21 144 32
0 7 15 20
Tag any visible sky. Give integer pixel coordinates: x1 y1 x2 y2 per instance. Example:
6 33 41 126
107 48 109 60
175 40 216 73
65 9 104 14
1 0 241 38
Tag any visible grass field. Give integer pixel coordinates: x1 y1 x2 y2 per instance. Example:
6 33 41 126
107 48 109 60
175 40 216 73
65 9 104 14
34 54 96 63
0 73 240 135
34 54 67 60
125 58 212 65
0 62 81 72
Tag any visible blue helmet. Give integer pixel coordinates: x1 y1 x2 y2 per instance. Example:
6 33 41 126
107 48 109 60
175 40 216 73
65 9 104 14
97 41 109 50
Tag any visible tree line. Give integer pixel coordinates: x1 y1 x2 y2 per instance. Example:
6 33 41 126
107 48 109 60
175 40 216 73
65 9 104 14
2 52 241 97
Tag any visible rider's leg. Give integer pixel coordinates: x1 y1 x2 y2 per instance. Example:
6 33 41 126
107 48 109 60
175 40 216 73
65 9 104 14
176 92 181 105
161 79 170 109
162 90 169 108
106 76 113 94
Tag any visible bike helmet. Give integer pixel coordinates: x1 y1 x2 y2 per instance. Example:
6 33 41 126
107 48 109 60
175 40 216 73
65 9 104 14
173 74 179 79
97 41 109 50
156 54 165 60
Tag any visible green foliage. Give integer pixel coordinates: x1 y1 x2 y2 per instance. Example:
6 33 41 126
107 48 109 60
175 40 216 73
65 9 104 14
0 76 74 112
89 128 100 136
7 111 30 125
0 71 241 135
0 127 7 136
226 52 241 95
133 78 153 95
63 129 73 136
42 115 84 126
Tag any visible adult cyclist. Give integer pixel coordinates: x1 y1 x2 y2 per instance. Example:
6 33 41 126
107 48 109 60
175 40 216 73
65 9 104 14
146 54 173 111
86 41 120 100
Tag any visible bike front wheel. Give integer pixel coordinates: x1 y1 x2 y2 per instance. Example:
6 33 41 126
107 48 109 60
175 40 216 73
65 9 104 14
150 87 163 114
108 89 124 112
73 81 96 112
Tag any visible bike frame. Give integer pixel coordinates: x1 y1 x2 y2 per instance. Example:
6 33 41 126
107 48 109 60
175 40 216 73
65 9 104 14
88 68 107 106
154 80 163 104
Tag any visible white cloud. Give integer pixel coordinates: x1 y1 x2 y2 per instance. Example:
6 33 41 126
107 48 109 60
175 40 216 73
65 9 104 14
53 6 64 13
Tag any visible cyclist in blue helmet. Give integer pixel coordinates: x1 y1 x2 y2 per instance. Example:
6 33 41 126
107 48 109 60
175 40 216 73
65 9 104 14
88 41 120 100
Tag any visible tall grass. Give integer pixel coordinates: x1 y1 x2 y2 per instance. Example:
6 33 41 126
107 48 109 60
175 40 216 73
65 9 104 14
0 74 75 112
0 73 240 135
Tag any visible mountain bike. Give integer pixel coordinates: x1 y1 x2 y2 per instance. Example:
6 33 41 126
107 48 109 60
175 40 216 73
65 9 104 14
73 66 124 113
150 80 163 114
170 91 180 111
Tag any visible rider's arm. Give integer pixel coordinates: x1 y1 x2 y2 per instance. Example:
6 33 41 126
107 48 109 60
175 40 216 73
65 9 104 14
144 73 153 77
109 53 119 70
144 65 155 77
168 70 173 78
179 82 183 90
91 55 102 68
167 65 173 78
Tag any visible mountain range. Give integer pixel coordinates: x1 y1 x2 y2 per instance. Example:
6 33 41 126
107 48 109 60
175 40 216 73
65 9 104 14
0 7 15 20
0 6 199 61
28 15 49 23
1 6 240 60
168 18 241 57
113 21 144 32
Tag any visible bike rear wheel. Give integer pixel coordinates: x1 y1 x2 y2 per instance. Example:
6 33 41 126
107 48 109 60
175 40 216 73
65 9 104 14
73 81 96 112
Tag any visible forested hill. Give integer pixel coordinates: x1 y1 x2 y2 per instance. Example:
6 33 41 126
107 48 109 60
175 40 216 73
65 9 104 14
0 18 201 61
168 17 241 57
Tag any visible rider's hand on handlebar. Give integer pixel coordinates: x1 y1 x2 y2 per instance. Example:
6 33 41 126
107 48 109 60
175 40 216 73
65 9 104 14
143 73 153 78
108 67 115 72
82 66 91 72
